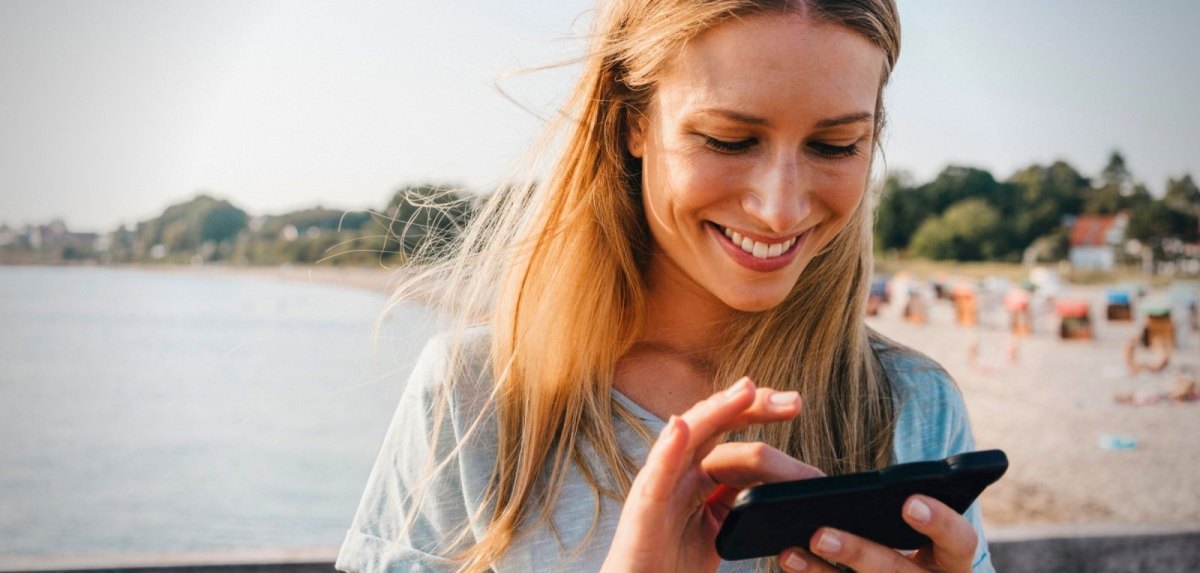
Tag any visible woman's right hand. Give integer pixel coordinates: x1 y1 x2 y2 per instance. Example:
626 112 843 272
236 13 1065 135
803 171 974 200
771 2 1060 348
600 377 825 573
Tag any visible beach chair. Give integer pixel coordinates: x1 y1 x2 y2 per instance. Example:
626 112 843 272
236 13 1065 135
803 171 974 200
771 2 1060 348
1143 308 1175 349
951 283 978 328
1105 289 1133 321
1057 299 1092 340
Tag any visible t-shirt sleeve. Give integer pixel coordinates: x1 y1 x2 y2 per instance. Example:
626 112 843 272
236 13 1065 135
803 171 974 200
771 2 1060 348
335 335 474 573
890 361 996 573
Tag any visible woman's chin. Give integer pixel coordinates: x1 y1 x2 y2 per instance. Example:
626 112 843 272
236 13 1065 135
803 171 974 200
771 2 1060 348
711 266 807 313
718 289 792 313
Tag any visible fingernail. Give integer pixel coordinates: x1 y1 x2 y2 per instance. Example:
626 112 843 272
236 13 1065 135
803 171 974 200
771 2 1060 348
815 530 842 554
907 497 932 523
723 377 751 399
782 550 808 571
769 391 799 409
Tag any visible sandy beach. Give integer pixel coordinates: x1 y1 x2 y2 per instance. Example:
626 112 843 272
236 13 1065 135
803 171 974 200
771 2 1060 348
866 284 1200 532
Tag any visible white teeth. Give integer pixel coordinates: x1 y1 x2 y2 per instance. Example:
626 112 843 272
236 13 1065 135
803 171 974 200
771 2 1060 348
719 225 797 259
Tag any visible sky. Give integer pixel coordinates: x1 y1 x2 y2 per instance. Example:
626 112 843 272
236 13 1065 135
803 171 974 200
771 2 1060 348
1 1 1197 232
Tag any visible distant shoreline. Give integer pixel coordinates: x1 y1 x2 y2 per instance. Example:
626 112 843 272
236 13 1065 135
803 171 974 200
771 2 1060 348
0 262 405 295
130 263 404 295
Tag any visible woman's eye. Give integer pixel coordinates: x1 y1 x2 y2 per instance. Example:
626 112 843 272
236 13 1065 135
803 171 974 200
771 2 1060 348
704 136 757 154
809 141 860 159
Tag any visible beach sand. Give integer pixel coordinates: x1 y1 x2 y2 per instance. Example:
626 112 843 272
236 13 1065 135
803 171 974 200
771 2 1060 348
866 285 1200 532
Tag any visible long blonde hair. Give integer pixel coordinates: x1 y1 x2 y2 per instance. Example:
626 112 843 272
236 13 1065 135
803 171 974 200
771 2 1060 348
385 0 902 570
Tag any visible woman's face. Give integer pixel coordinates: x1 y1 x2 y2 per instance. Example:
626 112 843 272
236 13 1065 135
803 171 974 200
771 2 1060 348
629 13 883 313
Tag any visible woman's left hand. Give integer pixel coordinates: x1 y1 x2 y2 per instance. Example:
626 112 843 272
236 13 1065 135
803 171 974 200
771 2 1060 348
777 494 978 572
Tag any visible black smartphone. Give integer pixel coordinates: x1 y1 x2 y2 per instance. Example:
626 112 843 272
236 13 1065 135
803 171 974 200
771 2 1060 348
715 449 1008 560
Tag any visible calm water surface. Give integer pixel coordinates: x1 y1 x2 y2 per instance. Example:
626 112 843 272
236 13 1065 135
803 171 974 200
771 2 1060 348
0 266 439 560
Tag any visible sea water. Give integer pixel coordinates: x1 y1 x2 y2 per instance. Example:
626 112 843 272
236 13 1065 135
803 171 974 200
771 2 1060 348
0 266 439 560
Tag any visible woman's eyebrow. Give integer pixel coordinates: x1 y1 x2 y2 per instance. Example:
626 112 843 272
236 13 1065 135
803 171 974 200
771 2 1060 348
694 108 874 129
696 108 769 126
814 111 874 128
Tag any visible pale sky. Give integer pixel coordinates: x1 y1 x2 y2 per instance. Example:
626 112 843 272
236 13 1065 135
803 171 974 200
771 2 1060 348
2 1 1197 231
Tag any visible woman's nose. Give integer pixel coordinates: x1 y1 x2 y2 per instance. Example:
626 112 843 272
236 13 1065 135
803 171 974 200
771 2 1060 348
742 155 811 233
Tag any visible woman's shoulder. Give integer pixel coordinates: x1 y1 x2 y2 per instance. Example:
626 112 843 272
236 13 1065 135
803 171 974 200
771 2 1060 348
869 332 973 463
869 333 957 401
404 325 495 413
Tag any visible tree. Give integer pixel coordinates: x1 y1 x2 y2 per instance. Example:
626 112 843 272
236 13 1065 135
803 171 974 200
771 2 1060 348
1007 161 1089 248
201 203 249 244
922 166 1003 214
874 172 926 252
1164 174 1200 220
874 166 1009 254
134 194 248 260
908 199 1004 261
1101 151 1133 191
1084 150 1135 214
256 207 374 237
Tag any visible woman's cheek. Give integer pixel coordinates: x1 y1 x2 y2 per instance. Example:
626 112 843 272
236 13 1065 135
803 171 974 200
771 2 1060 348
827 184 867 217
670 155 747 207
813 163 870 216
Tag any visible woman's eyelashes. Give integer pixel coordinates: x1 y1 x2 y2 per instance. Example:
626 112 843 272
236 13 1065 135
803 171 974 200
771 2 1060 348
701 134 863 159
703 135 757 154
809 141 861 159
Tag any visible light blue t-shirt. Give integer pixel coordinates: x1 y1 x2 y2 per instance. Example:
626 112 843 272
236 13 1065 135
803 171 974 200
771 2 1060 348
336 328 995 572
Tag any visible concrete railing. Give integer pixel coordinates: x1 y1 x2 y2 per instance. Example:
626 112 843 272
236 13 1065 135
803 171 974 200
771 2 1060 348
0 549 338 573
989 523 1200 572
5 525 1200 572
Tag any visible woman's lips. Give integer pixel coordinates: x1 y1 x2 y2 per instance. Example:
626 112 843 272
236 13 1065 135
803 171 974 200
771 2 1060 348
707 222 807 272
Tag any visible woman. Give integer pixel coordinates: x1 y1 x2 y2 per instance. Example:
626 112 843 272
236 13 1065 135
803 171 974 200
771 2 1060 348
338 0 994 571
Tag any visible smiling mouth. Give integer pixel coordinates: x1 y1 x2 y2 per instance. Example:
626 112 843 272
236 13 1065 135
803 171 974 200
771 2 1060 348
714 224 803 259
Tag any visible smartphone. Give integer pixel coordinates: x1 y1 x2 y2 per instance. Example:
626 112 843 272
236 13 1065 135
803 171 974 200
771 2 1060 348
715 449 1008 560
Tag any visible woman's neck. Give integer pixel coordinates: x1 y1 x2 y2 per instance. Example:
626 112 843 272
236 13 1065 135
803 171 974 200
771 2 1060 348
640 259 733 361
613 267 733 418
611 251 748 418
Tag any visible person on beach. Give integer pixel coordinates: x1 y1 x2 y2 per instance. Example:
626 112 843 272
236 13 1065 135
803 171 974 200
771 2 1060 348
338 0 994 571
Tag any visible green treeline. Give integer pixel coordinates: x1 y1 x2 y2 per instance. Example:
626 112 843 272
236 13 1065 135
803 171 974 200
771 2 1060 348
4 151 1197 269
877 152 1199 264
16 184 478 266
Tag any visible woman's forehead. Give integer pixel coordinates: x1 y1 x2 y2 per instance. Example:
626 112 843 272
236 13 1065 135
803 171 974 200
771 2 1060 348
652 12 884 127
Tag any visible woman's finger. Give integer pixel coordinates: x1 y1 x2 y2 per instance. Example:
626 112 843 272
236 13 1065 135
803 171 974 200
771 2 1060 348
700 441 825 521
692 386 802 460
740 386 804 420
632 415 692 504
808 527 922 573
680 378 802 458
698 387 802 447
902 494 979 568
675 377 757 453
778 547 843 573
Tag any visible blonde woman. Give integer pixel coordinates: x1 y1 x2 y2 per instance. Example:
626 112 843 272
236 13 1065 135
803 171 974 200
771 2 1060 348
338 0 994 571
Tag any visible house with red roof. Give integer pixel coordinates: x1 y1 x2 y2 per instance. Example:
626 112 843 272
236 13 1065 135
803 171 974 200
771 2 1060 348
1068 213 1128 270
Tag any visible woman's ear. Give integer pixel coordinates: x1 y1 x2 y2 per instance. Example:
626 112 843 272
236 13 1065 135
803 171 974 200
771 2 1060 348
626 113 646 159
